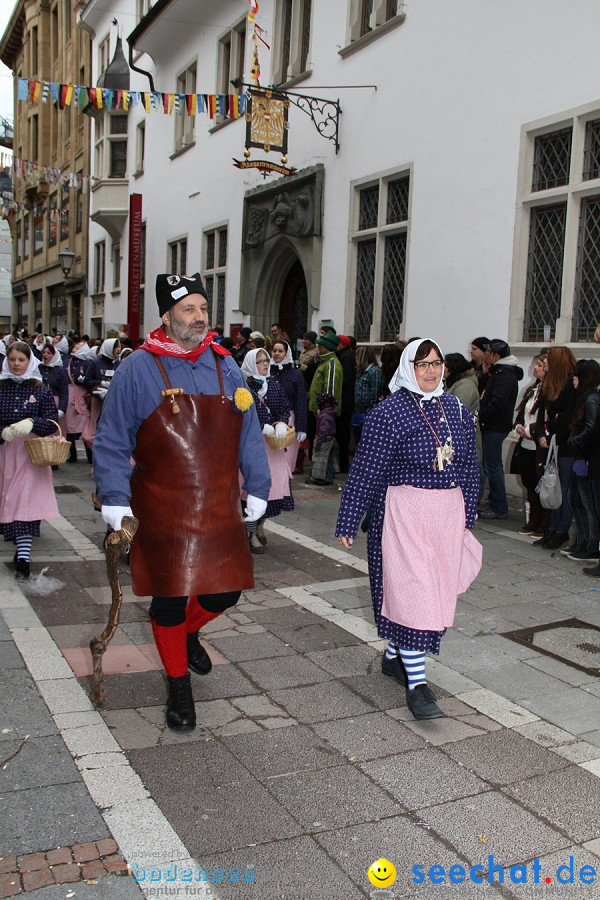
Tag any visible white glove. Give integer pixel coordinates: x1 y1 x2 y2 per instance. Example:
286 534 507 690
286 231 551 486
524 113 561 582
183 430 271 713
101 505 134 532
3 418 34 441
262 423 275 436
244 494 268 523
296 431 307 443
93 388 108 399
274 422 288 439
57 410 65 419
100 380 111 389
77 375 86 383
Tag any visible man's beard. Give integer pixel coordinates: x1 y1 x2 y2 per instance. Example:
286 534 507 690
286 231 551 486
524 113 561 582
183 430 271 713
167 319 208 348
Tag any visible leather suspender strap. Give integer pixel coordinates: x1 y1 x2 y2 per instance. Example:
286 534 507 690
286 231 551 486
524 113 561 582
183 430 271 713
152 349 226 399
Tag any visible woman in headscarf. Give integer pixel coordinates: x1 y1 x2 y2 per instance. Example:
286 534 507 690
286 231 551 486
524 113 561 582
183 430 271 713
38 343 69 431
53 333 70 355
63 340 93 463
336 339 481 720
0 342 60 580
241 348 292 553
269 339 308 476
82 338 121 459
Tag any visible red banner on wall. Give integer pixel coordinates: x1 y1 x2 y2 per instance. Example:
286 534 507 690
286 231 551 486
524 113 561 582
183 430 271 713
127 193 143 343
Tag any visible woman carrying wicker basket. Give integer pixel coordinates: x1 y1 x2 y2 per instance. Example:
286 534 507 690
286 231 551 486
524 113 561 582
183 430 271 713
0 342 60 580
241 348 293 553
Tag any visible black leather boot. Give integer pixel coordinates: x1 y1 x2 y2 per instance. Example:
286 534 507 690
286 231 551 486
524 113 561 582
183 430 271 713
166 674 196 731
186 632 213 676
15 558 30 581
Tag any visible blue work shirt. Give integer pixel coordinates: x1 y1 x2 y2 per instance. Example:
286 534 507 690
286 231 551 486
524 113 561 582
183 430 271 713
94 348 271 507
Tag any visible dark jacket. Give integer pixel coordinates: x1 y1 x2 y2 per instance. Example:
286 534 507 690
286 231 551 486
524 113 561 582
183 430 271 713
536 381 576 457
337 347 356 415
567 390 600 476
479 356 524 433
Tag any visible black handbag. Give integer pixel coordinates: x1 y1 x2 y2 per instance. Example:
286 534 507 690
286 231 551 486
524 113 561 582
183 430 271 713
508 439 522 475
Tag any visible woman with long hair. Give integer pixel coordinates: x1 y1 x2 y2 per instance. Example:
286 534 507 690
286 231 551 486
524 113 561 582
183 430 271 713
534 346 576 549
0 342 59 579
353 346 384 445
564 359 600 560
514 353 548 536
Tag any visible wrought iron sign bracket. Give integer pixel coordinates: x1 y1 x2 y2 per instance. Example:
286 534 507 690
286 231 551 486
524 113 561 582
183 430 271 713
233 81 341 154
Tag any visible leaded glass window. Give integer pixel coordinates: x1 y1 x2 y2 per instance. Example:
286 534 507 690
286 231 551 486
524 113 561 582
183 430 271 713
301 0 312 72
354 239 376 341
216 275 226 328
204 275 214 323
573 197 600 341
532 128 572 192
583 119 600 182
523 204 566 341
359 185 378 230
381 233 406 340
386 176 409 224
218 230 227 267
361 0 373 35
206 232 215 270
203 226 228 328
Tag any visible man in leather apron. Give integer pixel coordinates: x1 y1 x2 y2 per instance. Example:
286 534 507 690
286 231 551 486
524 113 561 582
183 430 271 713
94 274 270 731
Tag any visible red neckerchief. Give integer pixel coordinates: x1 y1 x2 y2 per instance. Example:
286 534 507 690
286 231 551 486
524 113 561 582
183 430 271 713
141 326 230 362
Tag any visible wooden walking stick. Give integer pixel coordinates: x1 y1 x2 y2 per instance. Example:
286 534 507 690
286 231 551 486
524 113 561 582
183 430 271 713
89 516 139 706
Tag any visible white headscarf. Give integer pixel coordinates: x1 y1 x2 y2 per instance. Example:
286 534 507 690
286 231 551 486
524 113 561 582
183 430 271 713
99 338 119 360
72 343 92 361
54 335 69 354
0 347 42 383
241 348 271 398
271 339 294 370
388 338 445 400
41 345 63 368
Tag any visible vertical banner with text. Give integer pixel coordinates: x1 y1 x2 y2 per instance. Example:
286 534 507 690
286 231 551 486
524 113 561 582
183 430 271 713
127 193 143 343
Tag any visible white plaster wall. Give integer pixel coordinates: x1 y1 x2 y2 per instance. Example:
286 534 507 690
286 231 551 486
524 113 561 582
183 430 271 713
86 0 600 350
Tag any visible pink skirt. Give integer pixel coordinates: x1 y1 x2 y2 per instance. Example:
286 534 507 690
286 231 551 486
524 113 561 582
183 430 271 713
381 485 482 631
0 438 59 523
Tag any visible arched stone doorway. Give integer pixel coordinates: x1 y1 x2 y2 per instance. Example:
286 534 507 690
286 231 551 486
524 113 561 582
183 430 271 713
278 258 308 347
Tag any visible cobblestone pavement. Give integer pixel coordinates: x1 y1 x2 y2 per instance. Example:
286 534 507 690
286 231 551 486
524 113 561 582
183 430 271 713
1 451 600 898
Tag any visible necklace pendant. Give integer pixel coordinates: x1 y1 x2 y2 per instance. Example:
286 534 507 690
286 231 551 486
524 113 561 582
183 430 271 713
436 446 444 471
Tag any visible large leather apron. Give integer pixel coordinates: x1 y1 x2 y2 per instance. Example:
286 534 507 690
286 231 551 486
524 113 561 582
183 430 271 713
129 352 254 597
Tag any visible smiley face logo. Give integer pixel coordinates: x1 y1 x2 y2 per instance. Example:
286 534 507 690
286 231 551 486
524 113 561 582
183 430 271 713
367 858 397 888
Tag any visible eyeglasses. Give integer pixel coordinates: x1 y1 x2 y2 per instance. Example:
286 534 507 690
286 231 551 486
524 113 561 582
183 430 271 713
413 360 444 371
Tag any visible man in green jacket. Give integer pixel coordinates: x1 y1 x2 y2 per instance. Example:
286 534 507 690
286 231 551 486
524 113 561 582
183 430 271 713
307 331 343 485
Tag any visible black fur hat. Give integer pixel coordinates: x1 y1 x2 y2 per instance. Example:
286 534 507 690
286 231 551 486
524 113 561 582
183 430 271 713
156 273 208 316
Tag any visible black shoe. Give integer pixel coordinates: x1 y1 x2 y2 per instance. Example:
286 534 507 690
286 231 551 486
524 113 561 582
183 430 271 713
248 531 266 554
546 532 570 550
305 478 332 486
381 655 407 687
583 563 600 577
166 674 196 731
15 558 30 581
567 545 599 561
533 531 554 547
186 632 213 676
560 542 581 556
256 519 267 546
406 684 444 719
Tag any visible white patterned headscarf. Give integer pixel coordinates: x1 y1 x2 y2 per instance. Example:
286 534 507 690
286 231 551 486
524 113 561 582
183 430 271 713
0 345 42 382
388 338 445 400
241 348 271 398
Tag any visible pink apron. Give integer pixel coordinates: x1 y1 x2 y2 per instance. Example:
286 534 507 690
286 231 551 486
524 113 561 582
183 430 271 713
381 485 482 631
0 437 59 523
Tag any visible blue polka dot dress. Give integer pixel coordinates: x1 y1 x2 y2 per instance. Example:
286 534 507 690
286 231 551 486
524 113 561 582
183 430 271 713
335 389 479 653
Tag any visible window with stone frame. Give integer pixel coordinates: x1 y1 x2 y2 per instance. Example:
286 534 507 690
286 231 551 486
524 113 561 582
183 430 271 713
514 105 600 343
168 238 187 275
272 0 312 86
111 241 121 291
94 240 106 295
350 170 410 342
174 63 196 152
202 226 228 328
344 0 404 50
217 17 247 109
97 35 110 77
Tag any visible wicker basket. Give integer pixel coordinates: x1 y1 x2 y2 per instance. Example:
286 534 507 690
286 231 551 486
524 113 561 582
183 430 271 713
265 424 296 451
25 419 71 467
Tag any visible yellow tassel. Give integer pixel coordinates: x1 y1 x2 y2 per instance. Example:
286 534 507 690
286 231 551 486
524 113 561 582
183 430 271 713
233 387 254 412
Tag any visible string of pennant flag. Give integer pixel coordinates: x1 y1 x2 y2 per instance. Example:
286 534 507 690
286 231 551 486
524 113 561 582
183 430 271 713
18 78 248 118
